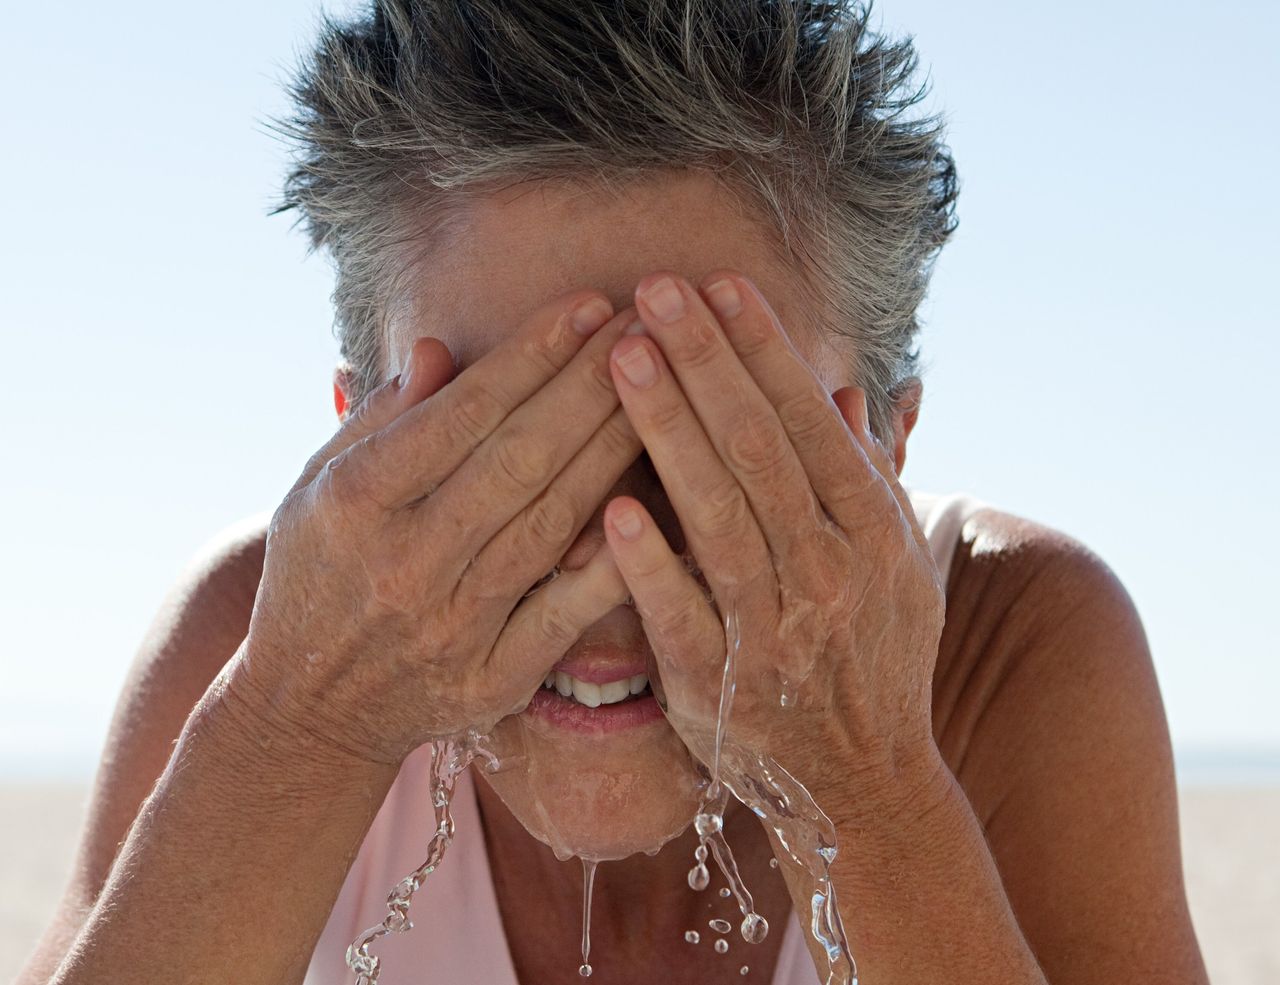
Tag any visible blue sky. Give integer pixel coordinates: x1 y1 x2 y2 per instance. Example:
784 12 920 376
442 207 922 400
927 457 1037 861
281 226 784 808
0 0 1276 778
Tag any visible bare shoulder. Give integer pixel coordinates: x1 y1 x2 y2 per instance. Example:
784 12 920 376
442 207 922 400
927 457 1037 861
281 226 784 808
932 505 1207 982
14 511 271 984
934 503 1160 814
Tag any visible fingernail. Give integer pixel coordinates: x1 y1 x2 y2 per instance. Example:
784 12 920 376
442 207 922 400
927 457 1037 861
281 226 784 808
639 276 685 323
571 297 613 336
702 277 742 318
613 508 643 541
616 341 658 388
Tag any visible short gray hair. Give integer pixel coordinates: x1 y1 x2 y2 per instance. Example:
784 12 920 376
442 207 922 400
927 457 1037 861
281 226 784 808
275 0 958 444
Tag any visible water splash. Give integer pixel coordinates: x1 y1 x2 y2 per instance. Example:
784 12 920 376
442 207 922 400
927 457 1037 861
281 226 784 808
686 608 771 947
681 602 858 985
579 858 597 977
345 732 488 985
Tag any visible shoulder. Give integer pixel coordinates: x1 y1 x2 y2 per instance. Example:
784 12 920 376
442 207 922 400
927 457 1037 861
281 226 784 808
15 512 273 982
931 506 1205 981
125 512 271 704
935 504 1156 792
97 508 272 832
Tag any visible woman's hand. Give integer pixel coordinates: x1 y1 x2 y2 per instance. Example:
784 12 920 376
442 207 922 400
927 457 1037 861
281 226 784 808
601 270 946 810
229 292 643 767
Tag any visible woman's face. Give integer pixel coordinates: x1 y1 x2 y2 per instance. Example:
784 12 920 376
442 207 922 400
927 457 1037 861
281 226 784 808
384 170 846 861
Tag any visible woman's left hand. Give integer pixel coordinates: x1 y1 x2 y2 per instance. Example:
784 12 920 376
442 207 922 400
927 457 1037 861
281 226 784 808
602 269 946 813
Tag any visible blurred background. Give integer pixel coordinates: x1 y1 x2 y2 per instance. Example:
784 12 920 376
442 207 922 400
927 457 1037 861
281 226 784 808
1 0 1276 980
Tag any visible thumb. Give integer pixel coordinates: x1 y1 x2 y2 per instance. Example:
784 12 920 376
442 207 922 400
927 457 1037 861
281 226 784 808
291 337 455 495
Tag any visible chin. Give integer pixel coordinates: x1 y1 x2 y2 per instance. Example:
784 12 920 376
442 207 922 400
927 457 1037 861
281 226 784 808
480 706 705 861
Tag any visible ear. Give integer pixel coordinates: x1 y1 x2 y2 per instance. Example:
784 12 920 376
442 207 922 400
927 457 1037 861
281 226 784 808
332 363 353 421
889 377 923 475
831 379 923 476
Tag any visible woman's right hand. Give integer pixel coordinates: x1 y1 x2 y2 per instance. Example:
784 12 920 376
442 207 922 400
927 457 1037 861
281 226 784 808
227 291 642 766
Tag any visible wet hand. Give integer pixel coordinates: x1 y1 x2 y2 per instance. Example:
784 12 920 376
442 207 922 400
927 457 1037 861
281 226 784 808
231 292 643 767
601 270 945 808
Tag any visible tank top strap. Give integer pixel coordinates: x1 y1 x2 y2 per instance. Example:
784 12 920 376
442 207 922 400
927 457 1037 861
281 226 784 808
905 487 990 589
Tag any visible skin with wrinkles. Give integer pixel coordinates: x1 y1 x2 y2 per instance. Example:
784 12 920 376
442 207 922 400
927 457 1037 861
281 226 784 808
13 168 1208 985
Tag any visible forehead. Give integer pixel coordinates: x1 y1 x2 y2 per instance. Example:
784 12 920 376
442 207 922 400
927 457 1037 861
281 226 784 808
387 169 839 379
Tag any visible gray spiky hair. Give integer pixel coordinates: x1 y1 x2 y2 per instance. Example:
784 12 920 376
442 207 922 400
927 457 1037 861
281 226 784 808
275 0 958 444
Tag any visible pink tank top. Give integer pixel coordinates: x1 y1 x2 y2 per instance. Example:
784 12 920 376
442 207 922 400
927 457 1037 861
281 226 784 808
303 489 986 985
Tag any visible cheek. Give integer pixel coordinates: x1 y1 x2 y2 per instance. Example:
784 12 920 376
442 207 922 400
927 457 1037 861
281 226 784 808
480 714 703 861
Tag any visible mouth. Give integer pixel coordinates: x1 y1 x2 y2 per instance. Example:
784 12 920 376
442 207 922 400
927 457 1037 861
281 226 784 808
523 682 664 733
521 611 666 733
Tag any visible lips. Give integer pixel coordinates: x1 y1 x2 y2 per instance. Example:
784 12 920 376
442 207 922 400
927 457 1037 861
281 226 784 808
518 604 666 733
524 686 664 733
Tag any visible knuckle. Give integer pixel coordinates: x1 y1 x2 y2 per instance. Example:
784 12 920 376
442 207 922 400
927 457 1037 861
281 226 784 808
584 351 621 400
598 409 643 461
644 398 689 441
362 552 420 618
320 444 383 514
492 429 556 491
520 332 565 377
649 589 705 641
522 486 580 549
732 315 776 360
670 320 722 370
777 392 831 447
696 473 751 540
723 412 791 478
535 598 580 647
448 384 507 447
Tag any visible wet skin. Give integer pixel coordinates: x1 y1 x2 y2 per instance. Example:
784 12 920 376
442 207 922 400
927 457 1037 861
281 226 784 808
378 171 917 976
16 170 1208 985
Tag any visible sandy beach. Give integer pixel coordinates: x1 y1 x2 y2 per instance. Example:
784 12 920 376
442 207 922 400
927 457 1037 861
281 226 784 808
2 783 1276 982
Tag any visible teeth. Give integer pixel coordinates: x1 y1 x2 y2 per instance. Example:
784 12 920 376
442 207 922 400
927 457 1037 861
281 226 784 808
571 679 602 708
546 671 651 707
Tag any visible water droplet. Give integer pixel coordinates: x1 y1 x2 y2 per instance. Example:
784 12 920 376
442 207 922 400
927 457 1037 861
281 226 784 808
687 862 710 891
580 859 597 979
694 843 709 863
719 887 732 898
684 930 700 944
740 913 769 944
740 967 750 976
695 811 723 838
709 918 732 934
768 858 779 869
714 939 730 954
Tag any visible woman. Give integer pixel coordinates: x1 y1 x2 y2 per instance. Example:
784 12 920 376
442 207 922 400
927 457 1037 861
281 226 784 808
18 2 1208 984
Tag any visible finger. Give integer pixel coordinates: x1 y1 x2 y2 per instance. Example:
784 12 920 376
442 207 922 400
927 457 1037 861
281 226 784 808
290 335 455 496
833 387 935 558
422 305 638 569
607 327 776 610
342 289 618 510
489 538 631 706
459 403 643 607
600 496 724 704
695 269 903 537
631 271 823 566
